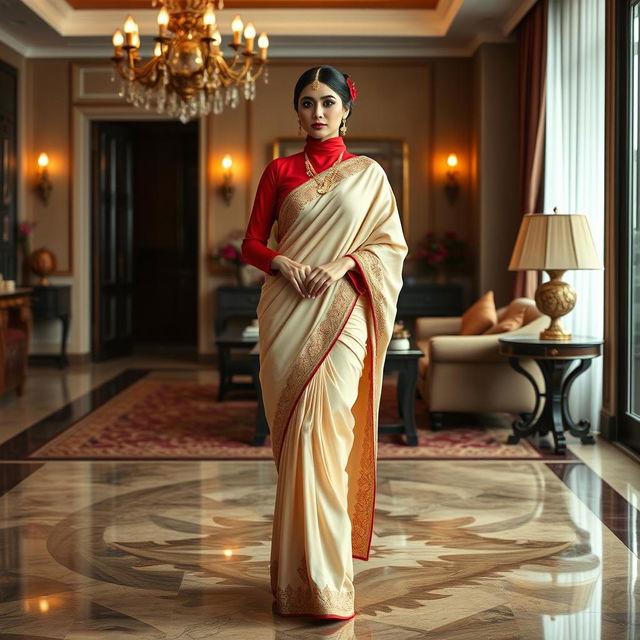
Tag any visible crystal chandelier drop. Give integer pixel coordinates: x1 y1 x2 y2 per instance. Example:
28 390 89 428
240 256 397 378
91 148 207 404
111 0 270 123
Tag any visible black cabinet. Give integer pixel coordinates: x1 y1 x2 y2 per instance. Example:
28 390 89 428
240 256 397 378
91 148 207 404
396 282 464 321
214 282 463 338
30 285 71 368
215 286 262 334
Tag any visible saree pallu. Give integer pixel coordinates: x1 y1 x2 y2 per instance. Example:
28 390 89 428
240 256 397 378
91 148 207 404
257 156 408 617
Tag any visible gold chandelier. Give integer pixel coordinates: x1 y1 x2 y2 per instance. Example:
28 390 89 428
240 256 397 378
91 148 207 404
111 0 270 123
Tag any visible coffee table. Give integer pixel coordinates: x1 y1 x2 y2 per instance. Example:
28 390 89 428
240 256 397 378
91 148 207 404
215 328 258 401
249 341 423 447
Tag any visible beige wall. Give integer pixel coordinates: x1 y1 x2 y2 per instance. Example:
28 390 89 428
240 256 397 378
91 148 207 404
0 47 518 357
473 43 520 308
27 61 72 272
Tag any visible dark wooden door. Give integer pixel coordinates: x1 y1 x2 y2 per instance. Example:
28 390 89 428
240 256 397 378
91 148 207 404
0 61 17 281
616 0 640 454
130 121 198 345
91 122 134 361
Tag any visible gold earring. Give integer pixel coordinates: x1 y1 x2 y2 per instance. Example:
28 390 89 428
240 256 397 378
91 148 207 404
298 121 302 136
340 119 347 136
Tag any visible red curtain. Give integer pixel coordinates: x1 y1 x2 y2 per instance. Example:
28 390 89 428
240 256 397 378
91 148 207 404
514 0 548 299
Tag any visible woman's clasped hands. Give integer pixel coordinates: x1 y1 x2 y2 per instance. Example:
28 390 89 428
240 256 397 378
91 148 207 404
271 255 356 299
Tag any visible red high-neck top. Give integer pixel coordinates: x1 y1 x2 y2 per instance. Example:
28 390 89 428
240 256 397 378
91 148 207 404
241 134 365 293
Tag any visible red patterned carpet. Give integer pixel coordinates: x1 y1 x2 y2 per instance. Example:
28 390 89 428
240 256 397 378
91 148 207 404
29 378 561 460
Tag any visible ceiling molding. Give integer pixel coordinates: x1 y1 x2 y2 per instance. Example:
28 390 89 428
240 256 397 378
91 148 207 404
502 0 537 36
2 0 520 60
64 0 440 8
20 1 462 38
11 36 481 60
0 25 29 56
19 0 72 34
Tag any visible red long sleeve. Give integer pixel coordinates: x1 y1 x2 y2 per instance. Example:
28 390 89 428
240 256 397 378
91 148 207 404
241 159 281 275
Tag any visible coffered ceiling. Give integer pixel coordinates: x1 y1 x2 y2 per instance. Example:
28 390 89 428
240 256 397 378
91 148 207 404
63 0 440 7
0 0 535 58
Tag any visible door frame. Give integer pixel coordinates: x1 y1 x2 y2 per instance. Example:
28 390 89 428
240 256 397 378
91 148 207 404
71 105 207 359
612 0 640 453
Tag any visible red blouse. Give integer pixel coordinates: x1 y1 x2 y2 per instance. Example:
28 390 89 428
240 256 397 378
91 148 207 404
241 135 366 294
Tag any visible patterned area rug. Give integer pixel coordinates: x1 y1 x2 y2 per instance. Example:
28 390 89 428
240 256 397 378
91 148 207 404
29 378 565 460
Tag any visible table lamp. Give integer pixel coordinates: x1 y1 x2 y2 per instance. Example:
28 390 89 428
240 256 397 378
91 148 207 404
508 208 603 341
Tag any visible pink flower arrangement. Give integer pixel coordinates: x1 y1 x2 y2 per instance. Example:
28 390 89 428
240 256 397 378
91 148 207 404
416 230 468 274
17 221 37 256
211 230 246 267
18 221 37 238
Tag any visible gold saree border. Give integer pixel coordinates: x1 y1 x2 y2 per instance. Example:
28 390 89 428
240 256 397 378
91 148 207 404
272 278 359 468
346 250 389 560
277 156 374 239
271 558 355 617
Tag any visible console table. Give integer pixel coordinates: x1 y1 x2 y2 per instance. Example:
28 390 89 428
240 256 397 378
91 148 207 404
29 284 71 368
498 336 603 454
215 328 258 401
215 282 463 334
396 282 464 324
0 289 32 397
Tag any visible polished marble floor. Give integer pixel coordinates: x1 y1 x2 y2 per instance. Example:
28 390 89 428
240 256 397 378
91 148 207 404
0 358 638 639
0 459 637 639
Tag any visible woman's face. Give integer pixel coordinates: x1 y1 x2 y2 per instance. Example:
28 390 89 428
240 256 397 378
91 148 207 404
297 81 349 142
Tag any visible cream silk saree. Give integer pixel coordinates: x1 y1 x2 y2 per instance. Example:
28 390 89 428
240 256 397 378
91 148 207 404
257 155 408 617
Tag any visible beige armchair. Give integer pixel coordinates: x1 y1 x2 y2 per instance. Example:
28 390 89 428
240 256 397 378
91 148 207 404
415 298 548 430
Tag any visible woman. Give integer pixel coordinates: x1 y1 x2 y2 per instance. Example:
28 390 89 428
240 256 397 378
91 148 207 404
241 65 408 619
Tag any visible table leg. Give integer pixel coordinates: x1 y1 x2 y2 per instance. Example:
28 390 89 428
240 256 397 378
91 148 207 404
399 361 419 446
59 313 70 369
251 355 269 446
506 357 543 444
561 359 596 444
538 359 570 454
217 345 229 401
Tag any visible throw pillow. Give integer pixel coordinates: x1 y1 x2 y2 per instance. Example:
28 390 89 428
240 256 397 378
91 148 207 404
460 290 497 335
484 307 526 335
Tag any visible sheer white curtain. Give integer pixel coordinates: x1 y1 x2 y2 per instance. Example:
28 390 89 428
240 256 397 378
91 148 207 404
544 0 605 430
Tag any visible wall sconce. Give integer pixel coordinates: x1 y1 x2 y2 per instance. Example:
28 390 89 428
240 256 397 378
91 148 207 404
444 153 459 204
36 152 52 205
220 154 235 205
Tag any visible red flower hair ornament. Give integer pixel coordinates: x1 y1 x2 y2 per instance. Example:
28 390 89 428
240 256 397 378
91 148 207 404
345 75 357 102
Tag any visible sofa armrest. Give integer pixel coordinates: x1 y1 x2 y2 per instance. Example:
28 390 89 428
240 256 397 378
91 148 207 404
415 317 461 341
429 334 506 363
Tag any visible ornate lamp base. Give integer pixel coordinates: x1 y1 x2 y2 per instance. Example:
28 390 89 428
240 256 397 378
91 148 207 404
534 269 576 341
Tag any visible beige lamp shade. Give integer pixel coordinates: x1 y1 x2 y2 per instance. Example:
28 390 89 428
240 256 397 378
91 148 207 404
508 213 603 271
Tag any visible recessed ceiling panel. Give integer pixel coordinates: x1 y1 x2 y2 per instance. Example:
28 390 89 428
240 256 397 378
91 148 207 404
64 0 439 8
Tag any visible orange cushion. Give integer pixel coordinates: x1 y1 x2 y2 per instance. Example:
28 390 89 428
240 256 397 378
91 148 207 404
483 307 526 335
460 290 497 335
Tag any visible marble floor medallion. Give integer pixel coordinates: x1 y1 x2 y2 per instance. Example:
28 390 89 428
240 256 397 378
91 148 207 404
0 459 637 638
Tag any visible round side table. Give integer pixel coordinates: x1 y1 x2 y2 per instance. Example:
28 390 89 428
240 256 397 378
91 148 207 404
498 336 603 454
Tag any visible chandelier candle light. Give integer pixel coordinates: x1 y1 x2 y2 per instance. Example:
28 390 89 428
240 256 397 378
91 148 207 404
111 0 270 123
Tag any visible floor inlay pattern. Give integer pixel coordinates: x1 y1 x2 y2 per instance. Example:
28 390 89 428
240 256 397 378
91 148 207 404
0 459 637 639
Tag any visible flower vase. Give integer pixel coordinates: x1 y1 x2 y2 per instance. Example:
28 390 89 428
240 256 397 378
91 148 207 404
435 268 448 285
20 257 30 287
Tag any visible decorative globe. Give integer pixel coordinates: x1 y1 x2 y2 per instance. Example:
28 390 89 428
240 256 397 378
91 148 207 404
29 247 57 286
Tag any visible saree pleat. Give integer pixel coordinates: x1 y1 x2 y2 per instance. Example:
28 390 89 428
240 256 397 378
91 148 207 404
270 296 369 617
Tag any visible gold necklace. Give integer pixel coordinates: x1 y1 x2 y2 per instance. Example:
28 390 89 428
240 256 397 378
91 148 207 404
304 151 344 195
